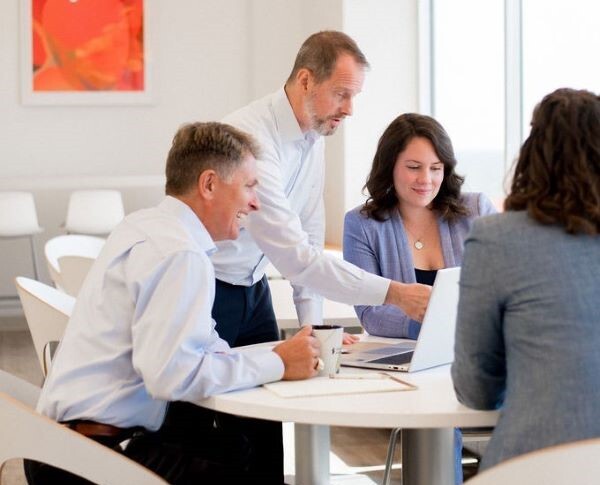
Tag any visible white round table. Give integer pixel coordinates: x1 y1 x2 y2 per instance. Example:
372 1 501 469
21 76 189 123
199 364 498 485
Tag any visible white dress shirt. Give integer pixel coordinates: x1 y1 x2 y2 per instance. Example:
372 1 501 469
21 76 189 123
214 87 390 324
37 196 284 431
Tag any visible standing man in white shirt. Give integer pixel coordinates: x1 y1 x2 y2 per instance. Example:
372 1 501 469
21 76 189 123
212 30 432 482
27 122 320 485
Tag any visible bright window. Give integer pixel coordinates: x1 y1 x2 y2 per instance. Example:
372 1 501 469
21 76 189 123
429 0 600 202
522 0 600 137
432 0 505 200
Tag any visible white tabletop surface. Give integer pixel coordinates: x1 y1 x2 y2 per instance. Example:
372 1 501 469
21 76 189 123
200 336 498 485
199 364 498 429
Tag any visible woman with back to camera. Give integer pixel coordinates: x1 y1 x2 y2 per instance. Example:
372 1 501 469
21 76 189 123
343 113 496 340
343 113 496 484
452 88 600 470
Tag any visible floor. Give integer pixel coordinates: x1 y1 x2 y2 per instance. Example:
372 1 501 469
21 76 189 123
0 320 482 484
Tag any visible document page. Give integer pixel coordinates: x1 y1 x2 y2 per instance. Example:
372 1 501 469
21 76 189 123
264 373 416 398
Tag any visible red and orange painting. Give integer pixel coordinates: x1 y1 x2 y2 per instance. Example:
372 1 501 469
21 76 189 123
31 0 144 92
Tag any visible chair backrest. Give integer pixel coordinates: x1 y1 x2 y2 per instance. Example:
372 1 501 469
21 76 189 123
0 369 41 408
44 234 105 295
57 255 96 297
467 438 600 485
0 191 43 237
15 277 75 376
0 391 166 484
65 189 125 235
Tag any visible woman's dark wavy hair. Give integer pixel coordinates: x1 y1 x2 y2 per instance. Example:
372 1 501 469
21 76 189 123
505 88 600 235
362 113 467 221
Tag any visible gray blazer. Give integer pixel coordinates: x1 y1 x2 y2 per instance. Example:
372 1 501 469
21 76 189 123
343 192 496 338
452 211 600 470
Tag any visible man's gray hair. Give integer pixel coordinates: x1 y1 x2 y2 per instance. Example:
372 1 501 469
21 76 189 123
286 30 369 84
165 122 260 196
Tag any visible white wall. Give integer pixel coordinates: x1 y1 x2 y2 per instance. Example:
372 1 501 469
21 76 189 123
0 0 419 310
325 0 420 245
0 0 253 180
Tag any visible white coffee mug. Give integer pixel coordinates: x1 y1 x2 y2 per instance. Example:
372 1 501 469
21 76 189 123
312 325 343 377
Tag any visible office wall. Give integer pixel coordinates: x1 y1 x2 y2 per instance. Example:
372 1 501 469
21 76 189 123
0 0 419 312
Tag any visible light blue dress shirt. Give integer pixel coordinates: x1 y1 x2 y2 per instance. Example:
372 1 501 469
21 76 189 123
38 196 284 431
212 88 390 325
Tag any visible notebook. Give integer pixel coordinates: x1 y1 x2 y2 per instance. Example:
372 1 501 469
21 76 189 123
341 266 461 373
263 374 416 398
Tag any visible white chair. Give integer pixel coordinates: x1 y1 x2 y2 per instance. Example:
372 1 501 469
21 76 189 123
0 369 41 408
382 427 402 485
467 437 600 485
15 277 75 377
0 371 166 485
0 191 43 281
45 234 105 296
65 189 124 235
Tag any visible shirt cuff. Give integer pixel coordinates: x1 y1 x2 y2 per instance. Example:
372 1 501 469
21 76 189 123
249 348 286 384
295 300 323 326
357 272 390 306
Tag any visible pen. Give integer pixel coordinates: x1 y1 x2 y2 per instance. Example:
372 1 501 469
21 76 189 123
378 373 417 389
329 373 417 389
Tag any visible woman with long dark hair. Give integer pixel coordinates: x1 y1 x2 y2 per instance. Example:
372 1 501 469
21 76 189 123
343 113 495 339
452 88 600 470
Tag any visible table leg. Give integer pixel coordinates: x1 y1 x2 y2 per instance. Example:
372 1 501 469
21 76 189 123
402 428 455 485
294 423 330 485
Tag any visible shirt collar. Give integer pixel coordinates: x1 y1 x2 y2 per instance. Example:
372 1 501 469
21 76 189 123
159 196 217 255
272 87 320 144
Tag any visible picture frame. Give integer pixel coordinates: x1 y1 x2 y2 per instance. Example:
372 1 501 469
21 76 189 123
19 0 156 106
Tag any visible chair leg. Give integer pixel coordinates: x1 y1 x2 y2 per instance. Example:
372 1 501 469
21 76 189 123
383 427 402 485
29 235 40 281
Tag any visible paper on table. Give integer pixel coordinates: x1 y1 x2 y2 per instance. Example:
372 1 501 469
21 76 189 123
263 374 416 398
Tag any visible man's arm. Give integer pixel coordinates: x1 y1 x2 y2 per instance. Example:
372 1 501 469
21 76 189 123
130 251 284 402
289 143 326 324
383 282 432 323
245 143 390 316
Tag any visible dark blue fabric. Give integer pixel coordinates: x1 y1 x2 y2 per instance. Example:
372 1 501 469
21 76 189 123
211 275 283 483
213 275 279 347
414 268 438 287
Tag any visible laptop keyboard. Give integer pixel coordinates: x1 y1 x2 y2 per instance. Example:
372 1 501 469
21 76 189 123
367 344 416 356
369 351 413 365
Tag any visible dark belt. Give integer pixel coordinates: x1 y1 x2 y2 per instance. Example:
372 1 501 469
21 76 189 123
62 420 137 440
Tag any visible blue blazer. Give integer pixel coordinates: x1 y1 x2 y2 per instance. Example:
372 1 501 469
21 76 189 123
343 192 496 338
452 211 600 469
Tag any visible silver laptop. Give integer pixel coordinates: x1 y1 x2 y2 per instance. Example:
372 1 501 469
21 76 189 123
341 267 461 373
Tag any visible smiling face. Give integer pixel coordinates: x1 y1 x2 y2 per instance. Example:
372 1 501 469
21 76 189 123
209 154 260 241
393 137 445 210
302 54 365 135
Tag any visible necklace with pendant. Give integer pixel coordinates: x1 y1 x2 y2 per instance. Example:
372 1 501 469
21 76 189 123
403 216 436 251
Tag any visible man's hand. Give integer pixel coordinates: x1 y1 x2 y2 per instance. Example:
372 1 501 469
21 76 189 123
384 281 432 322
273 325 320 380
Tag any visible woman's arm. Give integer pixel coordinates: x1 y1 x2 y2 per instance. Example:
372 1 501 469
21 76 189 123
343 210 420 339
451 219 506 409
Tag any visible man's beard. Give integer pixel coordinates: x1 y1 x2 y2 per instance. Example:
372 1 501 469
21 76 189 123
305 95 343 136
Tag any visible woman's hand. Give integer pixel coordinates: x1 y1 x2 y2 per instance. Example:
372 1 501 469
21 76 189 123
342 332 360 345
